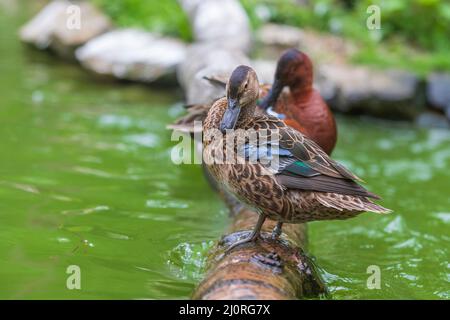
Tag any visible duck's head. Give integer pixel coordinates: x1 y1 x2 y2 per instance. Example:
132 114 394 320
220 65 259 133
259 48 313 111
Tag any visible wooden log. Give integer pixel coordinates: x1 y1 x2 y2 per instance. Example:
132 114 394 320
191 177 328 300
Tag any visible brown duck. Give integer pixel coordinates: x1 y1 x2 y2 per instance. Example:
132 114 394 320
203 65 390 250
258 48 336 155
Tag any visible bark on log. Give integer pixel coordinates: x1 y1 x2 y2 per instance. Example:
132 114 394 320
191 178 328 300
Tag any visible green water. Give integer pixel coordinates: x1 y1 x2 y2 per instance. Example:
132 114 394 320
0 4 449 300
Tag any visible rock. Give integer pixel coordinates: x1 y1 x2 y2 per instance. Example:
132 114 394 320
257 24 304 49
251 59 276 85
0 0 19 14
257 24 356 64
314 68 339 105
178 0 251 53
319 64 424 119
427 72 450 113
416 111 450 129
76 29 187 84
446 104 450 120
177 43 249 104
20 0 112 58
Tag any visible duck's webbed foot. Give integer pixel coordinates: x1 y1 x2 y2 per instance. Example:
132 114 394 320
225 231 259 252
226 213 266 253
271 221 283 239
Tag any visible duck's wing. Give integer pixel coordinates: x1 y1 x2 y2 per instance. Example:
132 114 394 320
203 75 228 88
247 116 380 199
278 124 362 181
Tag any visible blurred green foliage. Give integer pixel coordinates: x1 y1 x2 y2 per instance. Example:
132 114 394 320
242 0 450 73
92 0 192 41
243 0 450 51
92 0 450 73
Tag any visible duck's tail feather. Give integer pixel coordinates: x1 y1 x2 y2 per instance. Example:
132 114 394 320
316 193 392 214
361 200 392 214
203 75 228 88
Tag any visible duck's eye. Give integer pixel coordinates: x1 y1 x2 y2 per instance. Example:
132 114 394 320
244 82 248 89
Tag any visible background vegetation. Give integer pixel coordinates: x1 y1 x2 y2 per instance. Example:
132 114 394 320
93 0 450 74
92 0 193 41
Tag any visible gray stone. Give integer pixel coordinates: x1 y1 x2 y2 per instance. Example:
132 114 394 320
76 29 187 84
250 59 276 85
177 43 249 104
314 67 339 105
178 0 251 53
427 72 450 111
20 0 112 58
257 23 303 49
0 0 19 14
256 24 357 65
416 112 450 129
319 64 423 119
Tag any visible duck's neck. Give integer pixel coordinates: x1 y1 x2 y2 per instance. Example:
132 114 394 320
287 60 314 101
236 102 257 128
288 74 313 101
291 86 312 103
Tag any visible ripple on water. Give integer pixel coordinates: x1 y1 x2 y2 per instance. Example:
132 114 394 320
123 133 159 148
61 205 110 216
113 209 174 222
383 160 433 182
392 238 423 252
72 166 116 179
106 232 131 241
384 215 408 234
411 129 450 153
376 138 395 150
50 194 77 202
145 199 189 209
433 212 450 224
97 114 134 130
0 181 40 194
167 241 214 281
97 114 154 131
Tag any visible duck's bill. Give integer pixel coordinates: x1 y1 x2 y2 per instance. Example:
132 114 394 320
220 99 241 132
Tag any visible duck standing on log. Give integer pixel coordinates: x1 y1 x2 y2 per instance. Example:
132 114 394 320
170 49 337 156
203 65 391 251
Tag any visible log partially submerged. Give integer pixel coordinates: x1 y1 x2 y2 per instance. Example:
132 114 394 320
191 189 327 300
